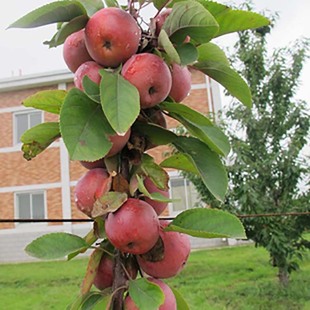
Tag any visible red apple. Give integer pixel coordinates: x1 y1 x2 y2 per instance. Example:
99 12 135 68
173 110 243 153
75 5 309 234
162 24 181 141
63 29 93 73
74 168 112 217
74 61 103 91
155 9 172 36
94 254 138 291
93 254 114 290
107 129 131 157
84 7 141 68
125 277 176 310
145 109 167 128
169 63 192 102
137 220 191 278
105 198 160 254
144 177 169 215
80 158 106 170
122 53 172 109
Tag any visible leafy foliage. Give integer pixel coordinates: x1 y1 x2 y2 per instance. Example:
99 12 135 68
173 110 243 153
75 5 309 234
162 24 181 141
185 11 310 285
8 0 272 308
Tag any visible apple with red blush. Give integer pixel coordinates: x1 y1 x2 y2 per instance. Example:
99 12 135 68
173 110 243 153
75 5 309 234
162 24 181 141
169 63 192 102
105 198 160 255
63 29 93 73
74 168 112 217
74 61 103 91
121 53 172 109
144 177 169 215
84 7 141 68
137 220 191 278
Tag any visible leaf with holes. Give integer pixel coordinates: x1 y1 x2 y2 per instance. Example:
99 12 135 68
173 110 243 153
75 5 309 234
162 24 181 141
21 122 61 160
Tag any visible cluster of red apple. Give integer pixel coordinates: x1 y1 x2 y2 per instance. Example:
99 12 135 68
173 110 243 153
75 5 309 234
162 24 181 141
65 6 192 309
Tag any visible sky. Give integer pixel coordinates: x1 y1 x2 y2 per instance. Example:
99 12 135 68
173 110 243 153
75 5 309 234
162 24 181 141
0 0 309 105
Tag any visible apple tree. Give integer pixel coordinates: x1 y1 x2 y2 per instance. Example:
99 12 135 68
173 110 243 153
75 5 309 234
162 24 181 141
8 0 269 308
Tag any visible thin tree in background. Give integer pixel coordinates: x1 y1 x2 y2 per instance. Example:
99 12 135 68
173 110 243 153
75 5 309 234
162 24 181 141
185 17 310 285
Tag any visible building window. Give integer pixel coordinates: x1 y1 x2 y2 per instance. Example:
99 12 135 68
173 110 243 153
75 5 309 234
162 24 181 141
15 192 46 222
169 174 201 215
14 110 43 145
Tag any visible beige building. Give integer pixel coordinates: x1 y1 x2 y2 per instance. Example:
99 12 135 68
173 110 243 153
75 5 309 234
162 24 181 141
0 69 222 262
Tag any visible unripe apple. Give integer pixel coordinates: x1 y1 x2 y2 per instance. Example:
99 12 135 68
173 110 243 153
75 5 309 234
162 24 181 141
144 177 169 215
105 198 160 254
121 53 172 109
74 168 112 217
93 254 114 290
137 220 191 278
63 29 93 73
107 129 131 157
74 61 103 91
125 277 176 310
84 7 141 68
169 63 192 102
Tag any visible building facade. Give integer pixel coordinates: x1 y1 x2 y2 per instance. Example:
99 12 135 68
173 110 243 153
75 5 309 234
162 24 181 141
0 69 222 262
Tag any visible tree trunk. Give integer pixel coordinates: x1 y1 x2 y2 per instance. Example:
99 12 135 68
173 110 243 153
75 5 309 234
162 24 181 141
278 267 289 287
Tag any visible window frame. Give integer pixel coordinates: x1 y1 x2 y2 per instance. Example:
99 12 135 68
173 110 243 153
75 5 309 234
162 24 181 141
13 109 43 146
14 190 47 227
168 171 200 216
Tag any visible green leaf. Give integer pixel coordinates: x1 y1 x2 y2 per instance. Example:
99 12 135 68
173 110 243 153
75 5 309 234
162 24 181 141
91 191 128 218
104 0 120 8
197 42 230 65
140 154 170 191
67 229 98 261
22 90 67 114
8 1 87 29
153 0 168 10
194 60 252 108
77 0 104 16
160 153 199 175
176 43 198 66
60 88 114 161
21 122 61 161
160 102 230 156
132 121 177 146
44 15 89 48
173 136 227 201
68 290 111 310
163 1 219 45
100 69 140 135
171 287 190 310
136 175 173 202
82 76 101 103
81 249 103 295
128 278 165 310
165 208 246 239
25 232 89 260
200 1 270 37
158 29 181 64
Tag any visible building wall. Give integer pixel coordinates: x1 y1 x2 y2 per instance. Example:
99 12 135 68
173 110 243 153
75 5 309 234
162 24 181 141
0 69 216 232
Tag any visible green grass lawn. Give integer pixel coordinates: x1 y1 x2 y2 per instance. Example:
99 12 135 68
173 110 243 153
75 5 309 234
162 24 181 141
0 244 309 310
